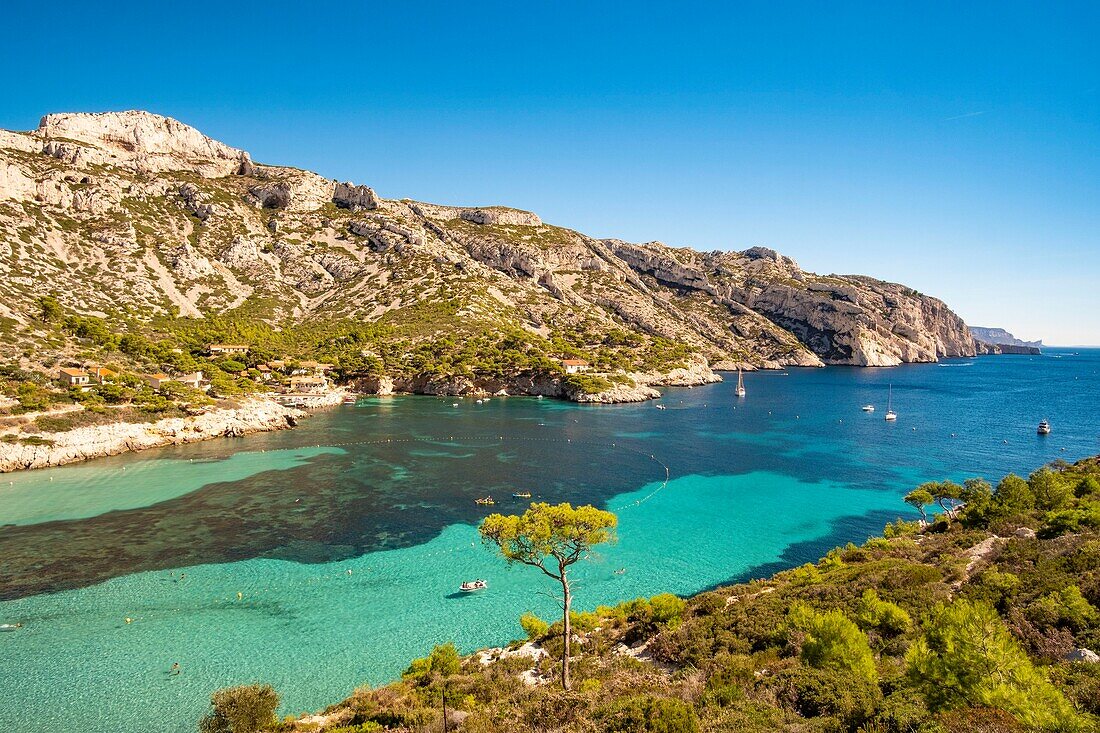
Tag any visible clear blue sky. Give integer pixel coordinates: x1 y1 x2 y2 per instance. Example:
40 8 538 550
3 1 1097 344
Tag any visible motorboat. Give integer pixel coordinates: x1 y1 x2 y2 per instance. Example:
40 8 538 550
459 580 488 592
1037 419 1051 435
512 491 532 499
475 496 496 505
861 404 875 412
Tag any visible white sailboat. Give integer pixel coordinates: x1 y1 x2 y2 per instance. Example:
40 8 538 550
884 384 897 421
735 368 746 397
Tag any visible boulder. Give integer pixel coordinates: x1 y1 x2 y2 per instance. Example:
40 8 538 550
333 182 380 211
1065 648 1099 663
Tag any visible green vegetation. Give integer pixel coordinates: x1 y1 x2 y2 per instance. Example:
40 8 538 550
479 502 618 690
206 457 1100 733
199 684 279 733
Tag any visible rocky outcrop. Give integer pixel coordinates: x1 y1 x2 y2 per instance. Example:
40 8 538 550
568 381 662 403
178 182 218 220
247 169 334 211
461 207 542 226
607 240 716 294
333 182 380 211
0 399 303 472
36 111 252 176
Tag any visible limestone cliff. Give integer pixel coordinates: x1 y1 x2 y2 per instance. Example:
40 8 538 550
0 110 981 378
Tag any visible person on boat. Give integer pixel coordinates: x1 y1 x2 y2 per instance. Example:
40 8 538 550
170 663 181 676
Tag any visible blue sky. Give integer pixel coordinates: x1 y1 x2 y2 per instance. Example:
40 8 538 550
2 1 1097 344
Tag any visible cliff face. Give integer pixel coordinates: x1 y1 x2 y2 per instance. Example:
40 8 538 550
0 110 979 371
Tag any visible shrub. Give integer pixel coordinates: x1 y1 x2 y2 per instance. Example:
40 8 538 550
1041 502 1100 538
403 642 461 681
992 474 1035 516
788 603 878 683
1026 585 1098 631
884 519 921 538
906 600 1082 730
1029 468 1073 511
650 593 687 628
198 684 279 733
601 696 700 733
787 563 822 585
773 666 880 730
853 589 912 636
519 611 549 640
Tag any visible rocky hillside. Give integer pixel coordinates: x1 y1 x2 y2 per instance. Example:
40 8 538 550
0 111 980 380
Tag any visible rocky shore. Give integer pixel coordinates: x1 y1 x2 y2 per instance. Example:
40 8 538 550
0 398 304 473
348 360 722 404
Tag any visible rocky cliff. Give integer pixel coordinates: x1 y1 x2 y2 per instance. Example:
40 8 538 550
0 110 981 379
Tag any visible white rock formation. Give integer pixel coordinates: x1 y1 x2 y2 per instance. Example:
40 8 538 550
333 182 380 211
36 110 252 176
461 207 542 226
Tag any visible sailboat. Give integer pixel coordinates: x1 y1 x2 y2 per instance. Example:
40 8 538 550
884 384 897 421
735 368 746 397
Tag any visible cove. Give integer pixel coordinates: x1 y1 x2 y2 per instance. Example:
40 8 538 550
0 350 1097 733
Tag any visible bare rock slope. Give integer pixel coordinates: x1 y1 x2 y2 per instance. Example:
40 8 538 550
0 110 979 373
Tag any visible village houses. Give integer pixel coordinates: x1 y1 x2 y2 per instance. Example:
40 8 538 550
208 344 249 355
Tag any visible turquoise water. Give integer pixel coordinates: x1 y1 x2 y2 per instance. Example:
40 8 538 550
1 350 1098 732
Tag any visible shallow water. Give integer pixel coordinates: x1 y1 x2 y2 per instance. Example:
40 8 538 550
1 350 1097 732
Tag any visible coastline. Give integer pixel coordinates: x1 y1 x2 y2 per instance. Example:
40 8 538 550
0 397 319 473
0 362 718 473
349 360 723 404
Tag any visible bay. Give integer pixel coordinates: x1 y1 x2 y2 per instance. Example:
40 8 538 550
0 350 1097 732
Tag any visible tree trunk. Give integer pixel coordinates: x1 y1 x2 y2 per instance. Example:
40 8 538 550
560 570 572 690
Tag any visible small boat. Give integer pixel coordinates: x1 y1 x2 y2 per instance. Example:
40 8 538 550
475 496 495 505
655 404 666 410
343 395 357 405
861 404 875 412
512 491 532 499
476 399 484 404
884 385 897 422
0 623 22 632
735 368 746 397
1037 419 1051 435
613 568 627 575
459 579 488 592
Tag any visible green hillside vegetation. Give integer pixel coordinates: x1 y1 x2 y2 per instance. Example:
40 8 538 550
1 289 700 433
201 457 1100 733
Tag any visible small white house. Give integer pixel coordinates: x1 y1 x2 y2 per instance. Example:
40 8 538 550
175 371 204 389
59 368 90 388
560 359 591 375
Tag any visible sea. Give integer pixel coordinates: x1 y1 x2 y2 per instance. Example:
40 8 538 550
1 349 1097 732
